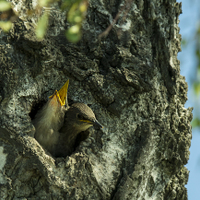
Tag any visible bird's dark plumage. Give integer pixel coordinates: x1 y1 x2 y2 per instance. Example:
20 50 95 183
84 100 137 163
55 103 102 157
33 81 69 155
33 80 102 157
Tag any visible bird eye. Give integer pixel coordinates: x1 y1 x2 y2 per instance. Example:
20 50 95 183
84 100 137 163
77 114 81 119
77 114 87 121
77 114 83 120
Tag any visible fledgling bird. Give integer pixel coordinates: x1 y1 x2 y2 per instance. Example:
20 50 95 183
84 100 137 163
55 102 102 157
33 80 102 157
33 80 69 156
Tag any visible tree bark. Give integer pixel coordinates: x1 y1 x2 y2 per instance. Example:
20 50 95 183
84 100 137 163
0 0 192 199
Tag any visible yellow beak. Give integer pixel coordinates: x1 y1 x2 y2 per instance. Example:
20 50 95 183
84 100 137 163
49 80 69 106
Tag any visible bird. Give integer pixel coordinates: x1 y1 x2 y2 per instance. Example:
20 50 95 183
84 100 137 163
55 102 102 157
33 80 102 157
33 80 69 156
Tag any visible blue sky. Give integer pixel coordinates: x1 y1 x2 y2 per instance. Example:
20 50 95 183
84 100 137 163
177 0 200 199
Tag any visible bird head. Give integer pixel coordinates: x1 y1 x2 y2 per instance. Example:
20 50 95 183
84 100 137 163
37 80 69 131
65 103 102 132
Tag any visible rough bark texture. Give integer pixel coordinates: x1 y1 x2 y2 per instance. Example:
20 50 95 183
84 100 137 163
0 0 192 199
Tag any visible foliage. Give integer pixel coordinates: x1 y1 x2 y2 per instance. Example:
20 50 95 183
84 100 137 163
0 0 13 31
0 0 88 42
192 23 200 128
192 117 200 128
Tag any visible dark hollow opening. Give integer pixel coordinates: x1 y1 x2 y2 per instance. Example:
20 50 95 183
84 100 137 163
29 100 46 120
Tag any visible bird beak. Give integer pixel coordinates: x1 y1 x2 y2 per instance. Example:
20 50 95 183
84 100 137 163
79 119 103 128
49 80 69 106
93 119 103 128
48 90 60 107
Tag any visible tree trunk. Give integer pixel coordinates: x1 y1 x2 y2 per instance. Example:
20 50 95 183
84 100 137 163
0 0 192 199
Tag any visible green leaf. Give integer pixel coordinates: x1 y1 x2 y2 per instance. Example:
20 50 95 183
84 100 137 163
0 21 12 32
35 11 49 40
193 82 200 95
66 25 81 43
181 39 187 47
196 49 200 60
39 0 52 7
0 1 11 12
192 118 200 128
